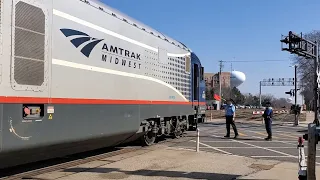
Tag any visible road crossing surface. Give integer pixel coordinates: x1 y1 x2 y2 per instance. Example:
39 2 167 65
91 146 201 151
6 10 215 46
169 120 320 164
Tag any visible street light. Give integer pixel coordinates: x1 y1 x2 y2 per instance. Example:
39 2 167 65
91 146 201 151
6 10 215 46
289 65 298 125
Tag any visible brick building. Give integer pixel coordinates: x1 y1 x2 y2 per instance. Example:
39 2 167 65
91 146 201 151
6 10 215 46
204 72 231 89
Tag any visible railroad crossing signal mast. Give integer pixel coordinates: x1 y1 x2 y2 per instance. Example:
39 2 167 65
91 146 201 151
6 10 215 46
259 78 298 107
280 31 319 180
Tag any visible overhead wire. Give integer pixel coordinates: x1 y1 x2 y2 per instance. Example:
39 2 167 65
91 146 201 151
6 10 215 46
220 59 289 63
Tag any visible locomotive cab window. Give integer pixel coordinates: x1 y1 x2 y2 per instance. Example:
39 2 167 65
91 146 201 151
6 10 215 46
200 66 204 81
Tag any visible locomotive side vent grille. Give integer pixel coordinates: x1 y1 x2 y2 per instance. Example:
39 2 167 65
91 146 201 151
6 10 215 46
13 1 45 86
0 0 2 55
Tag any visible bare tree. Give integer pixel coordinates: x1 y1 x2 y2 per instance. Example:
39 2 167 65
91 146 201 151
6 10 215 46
290 30 320 110
271 98 291 108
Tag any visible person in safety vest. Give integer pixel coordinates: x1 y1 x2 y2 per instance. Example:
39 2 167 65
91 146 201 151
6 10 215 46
262 101 273 141
224 99 239 138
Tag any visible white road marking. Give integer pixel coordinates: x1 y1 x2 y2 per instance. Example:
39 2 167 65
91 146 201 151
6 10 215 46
173 146 301 149
274 130 304 134
251 156 294 158
219 147 299 149
242 130 296 140
200 140 234 143
229 138 295 156
278 141 297 146
252 156 320 158
166 147 195 152
211 134 293 157
211 135 320 165
200 140 297 143
252 136 264 139
190 140 232 155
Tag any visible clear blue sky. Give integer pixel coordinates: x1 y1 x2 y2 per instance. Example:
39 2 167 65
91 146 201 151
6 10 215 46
102 0 320 104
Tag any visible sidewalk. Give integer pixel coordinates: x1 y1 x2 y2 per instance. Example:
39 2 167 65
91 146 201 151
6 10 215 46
35 143 320 180
239 161 320 179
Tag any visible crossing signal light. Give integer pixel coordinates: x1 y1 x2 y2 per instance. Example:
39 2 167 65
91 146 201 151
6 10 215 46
280 37 289 44
285 91 292 96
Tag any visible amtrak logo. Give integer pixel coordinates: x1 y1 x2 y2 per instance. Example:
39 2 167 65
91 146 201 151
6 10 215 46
60 28 103 58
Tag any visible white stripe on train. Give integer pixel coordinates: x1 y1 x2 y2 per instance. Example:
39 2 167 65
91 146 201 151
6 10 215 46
52 58 188 101
53 9 190 57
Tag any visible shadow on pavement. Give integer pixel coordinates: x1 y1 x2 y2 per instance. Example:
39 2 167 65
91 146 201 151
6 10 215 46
63 167 241 180
202 122 225 126
202 122 264 129
297 129 308 133
184 134 265 141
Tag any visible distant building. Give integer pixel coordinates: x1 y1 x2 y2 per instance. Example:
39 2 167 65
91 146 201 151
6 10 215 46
204 73 215 88
204 72 231 89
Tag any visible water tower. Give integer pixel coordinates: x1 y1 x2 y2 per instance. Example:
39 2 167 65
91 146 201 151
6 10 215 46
230 71 246 88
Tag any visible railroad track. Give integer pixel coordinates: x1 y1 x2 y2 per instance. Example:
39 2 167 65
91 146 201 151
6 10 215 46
0 130 205 180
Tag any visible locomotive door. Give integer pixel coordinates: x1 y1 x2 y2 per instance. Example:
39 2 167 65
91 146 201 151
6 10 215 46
7 0 51 142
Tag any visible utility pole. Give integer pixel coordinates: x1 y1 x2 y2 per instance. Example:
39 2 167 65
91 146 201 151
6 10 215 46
230 63 233 99
294 65 298 125
280 31 319 180
259 81 262 108
219 60 223 107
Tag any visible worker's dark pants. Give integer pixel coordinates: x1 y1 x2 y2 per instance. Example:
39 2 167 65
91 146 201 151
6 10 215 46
226 115 238 136
264 118 272 138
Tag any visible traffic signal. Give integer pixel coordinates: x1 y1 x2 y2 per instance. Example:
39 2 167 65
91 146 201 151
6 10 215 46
285 91 293 96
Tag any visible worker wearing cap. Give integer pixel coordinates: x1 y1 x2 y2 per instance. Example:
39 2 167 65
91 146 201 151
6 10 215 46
262 102 273 141
224 99 239 138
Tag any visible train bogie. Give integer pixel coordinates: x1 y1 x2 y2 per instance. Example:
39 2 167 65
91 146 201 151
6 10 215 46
137 116 189 146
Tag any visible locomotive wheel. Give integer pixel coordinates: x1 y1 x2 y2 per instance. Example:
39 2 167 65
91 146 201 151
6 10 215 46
173 130 182 138
194 122 198 130
140 131 156 146
186 118 190 131
173 121 182 138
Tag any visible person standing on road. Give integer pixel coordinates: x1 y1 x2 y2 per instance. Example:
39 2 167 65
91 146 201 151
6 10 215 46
224 99 239 138
262 102 273 141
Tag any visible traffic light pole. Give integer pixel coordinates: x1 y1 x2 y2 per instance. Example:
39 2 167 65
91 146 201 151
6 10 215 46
295 65 298 125
219 60 223 108
280 31 319 180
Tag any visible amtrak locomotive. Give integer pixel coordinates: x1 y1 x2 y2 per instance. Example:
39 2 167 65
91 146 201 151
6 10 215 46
0 0 206 168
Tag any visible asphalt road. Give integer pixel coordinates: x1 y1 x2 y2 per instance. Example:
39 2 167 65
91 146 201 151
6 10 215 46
169 120 320 164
